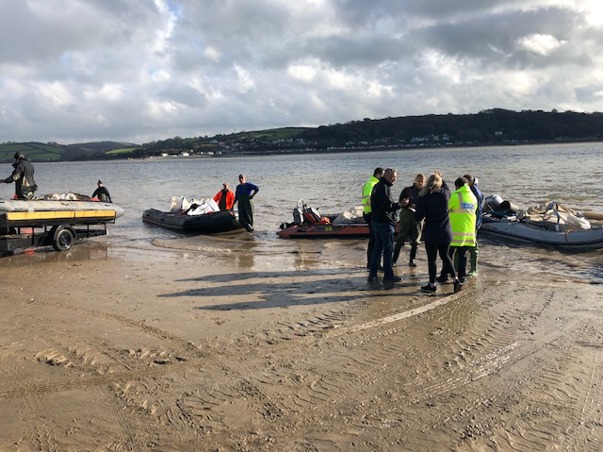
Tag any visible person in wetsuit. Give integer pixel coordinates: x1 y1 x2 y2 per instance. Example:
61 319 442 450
92 180 112 202
233 174 259 232
1 153 37 200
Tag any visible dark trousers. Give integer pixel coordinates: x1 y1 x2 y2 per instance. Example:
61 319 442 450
440 246 471 280
363 212 374 267
451 246 470 280
238 193 254 231
369 221 395 280
425 242 456 284
393 209 421 263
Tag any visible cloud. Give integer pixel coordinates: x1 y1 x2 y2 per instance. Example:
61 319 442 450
0 0 602 144
517 33 566 56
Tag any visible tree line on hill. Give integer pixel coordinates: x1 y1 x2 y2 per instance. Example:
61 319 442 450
2 108 603 162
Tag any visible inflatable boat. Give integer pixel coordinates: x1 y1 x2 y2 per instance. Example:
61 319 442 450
480 196 603 250
142 208 243 234
278 214 370 239
278 201 370 239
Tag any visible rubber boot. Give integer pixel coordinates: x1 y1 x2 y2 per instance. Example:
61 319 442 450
392 242 402 265
468 246 478 275
453 248 460 272
410 244 417 261
408 244 418 266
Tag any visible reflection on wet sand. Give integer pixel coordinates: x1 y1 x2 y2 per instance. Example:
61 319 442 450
2 241 111 265
148 230 348 273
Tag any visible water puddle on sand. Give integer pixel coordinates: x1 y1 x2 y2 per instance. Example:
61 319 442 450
106 226 603 284
479 237 603 284
146 231 352 273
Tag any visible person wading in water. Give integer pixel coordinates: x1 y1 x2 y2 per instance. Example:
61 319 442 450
233 174 259 232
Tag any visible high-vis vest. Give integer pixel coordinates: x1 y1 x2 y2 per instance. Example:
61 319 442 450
362 176 380 214
448 185 478 247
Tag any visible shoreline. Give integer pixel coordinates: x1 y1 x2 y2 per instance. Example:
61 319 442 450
6 139 603 164
1 241 602 449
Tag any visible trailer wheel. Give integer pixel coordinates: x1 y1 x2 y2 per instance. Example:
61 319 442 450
53 226 75 251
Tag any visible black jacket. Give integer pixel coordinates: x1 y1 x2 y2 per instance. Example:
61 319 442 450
370 178 400 225
92 186 112 203
5 159 36 199
415 180 452 244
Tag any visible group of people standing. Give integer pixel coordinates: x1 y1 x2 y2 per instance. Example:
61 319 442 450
213 174 259 232
363 167 484 293
1 153 260 234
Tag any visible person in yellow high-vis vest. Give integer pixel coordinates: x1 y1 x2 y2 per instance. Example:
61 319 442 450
447 177 478 282
463 174 484 276
361 167 384 269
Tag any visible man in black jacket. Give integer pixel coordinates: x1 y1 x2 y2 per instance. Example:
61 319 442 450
1 153 37 199
368 168 401 285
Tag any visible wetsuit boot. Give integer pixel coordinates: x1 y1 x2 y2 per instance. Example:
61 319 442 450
468 245 478 276
392 243 402 266
409 244 418 266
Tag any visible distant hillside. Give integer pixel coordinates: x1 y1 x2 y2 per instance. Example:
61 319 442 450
135 108 603 157
3 109 603 161
0 141 139 163
0 142 64 162
300 109 603 147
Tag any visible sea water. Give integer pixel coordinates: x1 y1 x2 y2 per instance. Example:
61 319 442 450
2 142 602 281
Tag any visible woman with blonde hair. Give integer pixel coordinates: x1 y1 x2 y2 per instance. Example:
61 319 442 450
415 171 462 293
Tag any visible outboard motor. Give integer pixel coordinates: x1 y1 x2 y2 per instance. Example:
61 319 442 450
499 200 520 214
485 194 503 212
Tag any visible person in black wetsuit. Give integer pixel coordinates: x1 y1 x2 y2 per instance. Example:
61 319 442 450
1 153 37 200
92 180 112 202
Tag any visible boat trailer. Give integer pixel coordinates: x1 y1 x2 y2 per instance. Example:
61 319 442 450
0 210 116 253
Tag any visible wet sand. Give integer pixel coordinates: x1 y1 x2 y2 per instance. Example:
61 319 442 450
1 238 603 451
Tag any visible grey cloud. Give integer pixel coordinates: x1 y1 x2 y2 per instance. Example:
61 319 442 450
411 6 593 67
1 0 602 144
331 0 530 27
159 84 208 108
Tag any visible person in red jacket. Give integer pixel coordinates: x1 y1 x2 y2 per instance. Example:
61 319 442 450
213 182 235 211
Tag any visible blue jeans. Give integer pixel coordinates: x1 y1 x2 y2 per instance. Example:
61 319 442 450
369 221 395 280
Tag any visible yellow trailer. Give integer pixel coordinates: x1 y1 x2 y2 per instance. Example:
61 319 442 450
0 199 124 253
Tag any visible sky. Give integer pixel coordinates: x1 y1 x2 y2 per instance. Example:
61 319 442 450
1 0 602 145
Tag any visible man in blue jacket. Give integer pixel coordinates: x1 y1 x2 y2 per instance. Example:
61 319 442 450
233 174 259 232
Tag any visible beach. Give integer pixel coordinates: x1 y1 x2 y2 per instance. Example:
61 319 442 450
1 237 602 451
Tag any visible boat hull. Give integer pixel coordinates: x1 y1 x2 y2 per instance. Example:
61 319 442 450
480 217 603 250
278 222 369 239
142 209 243 234
0 199 124 228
